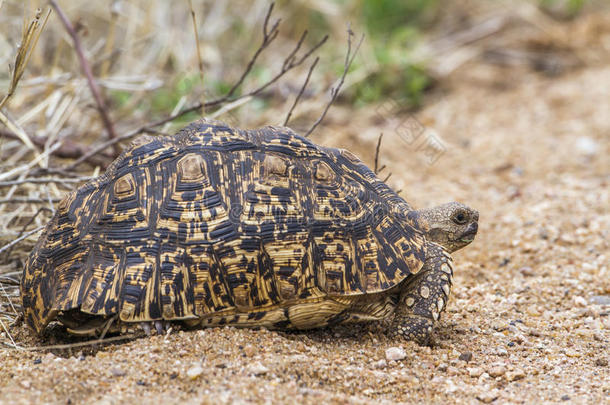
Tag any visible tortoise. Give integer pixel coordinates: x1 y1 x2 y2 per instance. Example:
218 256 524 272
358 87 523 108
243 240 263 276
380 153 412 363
21 119 478 344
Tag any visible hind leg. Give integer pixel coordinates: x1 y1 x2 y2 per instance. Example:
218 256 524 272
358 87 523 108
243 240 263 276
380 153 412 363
390 243 453 345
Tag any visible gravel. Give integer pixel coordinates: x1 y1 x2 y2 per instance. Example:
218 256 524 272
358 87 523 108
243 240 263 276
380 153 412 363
384 347 407 361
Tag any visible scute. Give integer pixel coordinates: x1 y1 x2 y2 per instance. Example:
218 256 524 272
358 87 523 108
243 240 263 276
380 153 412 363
21 119 426 334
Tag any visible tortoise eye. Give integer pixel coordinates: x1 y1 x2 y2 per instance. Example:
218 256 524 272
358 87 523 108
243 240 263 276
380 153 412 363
453 211 467 224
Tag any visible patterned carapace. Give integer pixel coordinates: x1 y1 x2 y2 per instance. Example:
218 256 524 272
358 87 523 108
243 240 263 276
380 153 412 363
21 119 428 334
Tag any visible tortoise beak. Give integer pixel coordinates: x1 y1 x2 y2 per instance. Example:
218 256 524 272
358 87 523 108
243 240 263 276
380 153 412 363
460 222 478 243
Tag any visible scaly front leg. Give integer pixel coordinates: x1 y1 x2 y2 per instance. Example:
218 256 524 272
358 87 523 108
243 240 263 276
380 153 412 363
390 242 454 345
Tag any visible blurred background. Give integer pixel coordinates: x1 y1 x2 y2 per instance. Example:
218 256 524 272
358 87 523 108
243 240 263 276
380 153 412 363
0 0 606 132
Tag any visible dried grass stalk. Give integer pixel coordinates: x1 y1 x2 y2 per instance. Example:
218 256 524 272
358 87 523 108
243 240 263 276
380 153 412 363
0 8 51 110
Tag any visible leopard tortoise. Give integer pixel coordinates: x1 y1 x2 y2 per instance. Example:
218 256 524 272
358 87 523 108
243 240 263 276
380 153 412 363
21 119 478 344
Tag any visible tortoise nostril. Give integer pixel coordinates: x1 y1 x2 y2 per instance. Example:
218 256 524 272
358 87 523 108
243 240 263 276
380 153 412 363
467 222 478 233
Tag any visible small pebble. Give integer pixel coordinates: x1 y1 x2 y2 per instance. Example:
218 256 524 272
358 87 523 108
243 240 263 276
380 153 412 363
468 367 484 378
44 353 56 362
447 366 460 376
590 295 610 306
488 365 506 378
385 347 407 361
247 361 269 376
186 365 204 380
496 348 508 356
20 381 31 389
506 368 525 382
519 266 534 277
573 296 587 307
110 368 126 377
372 359 387 369
437 363 448 372
243 344 256 357
459 352 473 362
444 379 459 393
561 395 571 401
595 358 608 367
574 136 598 156
491 321 506 332
477 389 499 403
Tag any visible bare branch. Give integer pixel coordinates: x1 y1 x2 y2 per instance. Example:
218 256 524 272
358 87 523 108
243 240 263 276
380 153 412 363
284 57 318 126
305 28 364 138
0 128 111 167
143 10 326 128
0 177 92 188
2 333 139 351
62 126 170 171
63 6 328 170
49 0 121 155
2 207 52 260
0 277 19 287
374 133 383 174
188 0 205 113
224 2 280 100
283 30 308 71
0 197 61 205
0 225 45 255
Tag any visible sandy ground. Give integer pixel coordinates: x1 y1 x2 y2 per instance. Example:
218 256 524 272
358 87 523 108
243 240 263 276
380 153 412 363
1 18 610 405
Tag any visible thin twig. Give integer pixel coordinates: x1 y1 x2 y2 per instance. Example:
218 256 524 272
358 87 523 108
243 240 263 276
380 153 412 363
3 207 52 260
0 141 62 182
49 0 121 155
374 133 383 174
0 277 19 286
0 318 18 349
0 271 21 278
32 167 89 178
188 0 205 114
283 56 319 126
3 333 139 351
283 30 308 71
0 128 112 167
209 96 253 120
0 225 45 254
0 282 18 314
225 2 280 100
0 198 60 205
305 28 364 137
0 176 92 187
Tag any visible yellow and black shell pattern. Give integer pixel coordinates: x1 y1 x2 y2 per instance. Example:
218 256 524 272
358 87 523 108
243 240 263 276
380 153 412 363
21 119 426 333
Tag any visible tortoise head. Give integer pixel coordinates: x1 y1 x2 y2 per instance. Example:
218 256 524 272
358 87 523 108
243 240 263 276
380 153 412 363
409 202 479 253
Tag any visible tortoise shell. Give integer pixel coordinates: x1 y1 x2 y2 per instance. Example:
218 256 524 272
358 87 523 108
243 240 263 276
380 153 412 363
21 119 427 334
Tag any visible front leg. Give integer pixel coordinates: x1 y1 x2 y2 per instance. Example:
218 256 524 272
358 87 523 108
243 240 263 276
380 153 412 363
390 243 453 345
